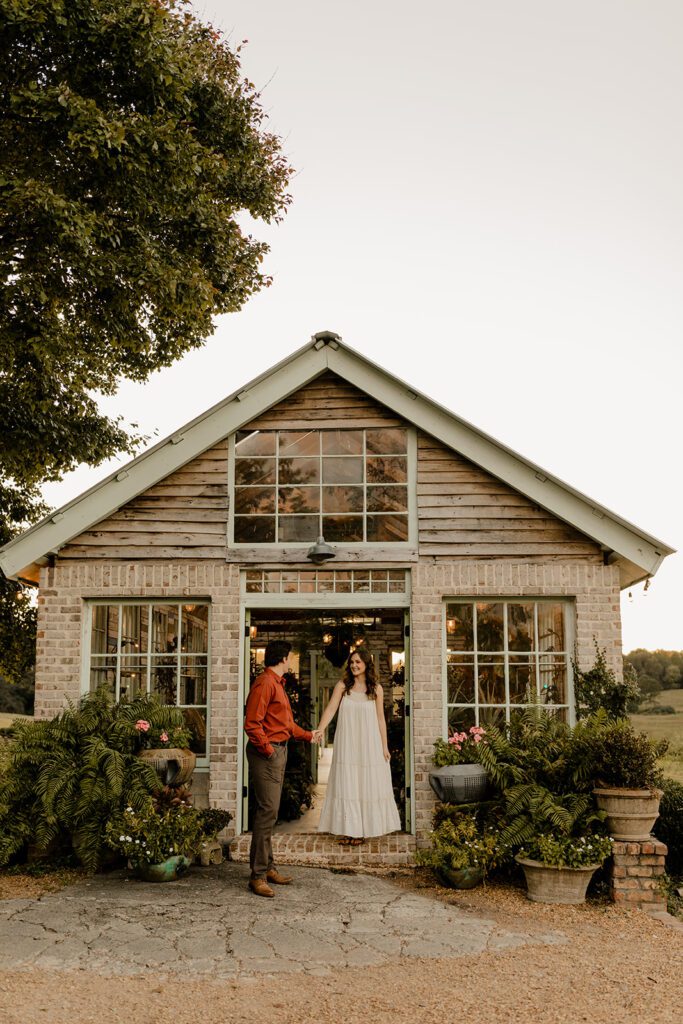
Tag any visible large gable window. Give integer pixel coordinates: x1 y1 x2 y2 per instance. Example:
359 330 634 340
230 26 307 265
232 428 410 544
86 601 209 760
445 600 573 730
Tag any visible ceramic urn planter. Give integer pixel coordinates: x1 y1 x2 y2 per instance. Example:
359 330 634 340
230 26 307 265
516 857 602 905
592 788 662 841
136 855 192 883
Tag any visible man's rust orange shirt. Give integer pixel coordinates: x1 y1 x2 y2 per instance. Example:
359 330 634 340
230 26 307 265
244 667 312 757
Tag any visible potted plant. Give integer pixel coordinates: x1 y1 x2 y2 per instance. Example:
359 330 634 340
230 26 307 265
416 815 503 889
428 726 489 803
516 832 613 905
106 798 204 882
195 808 233 866
135 718 196 786
571 713 668 840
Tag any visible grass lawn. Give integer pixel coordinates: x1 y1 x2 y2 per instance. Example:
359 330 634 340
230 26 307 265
630 688 683 784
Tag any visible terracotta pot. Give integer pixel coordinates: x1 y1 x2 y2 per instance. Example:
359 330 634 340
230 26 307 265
438 865 484 889
139 747 196 786
428 764 488 803
135 855 192 883
592 787 662 841
516 856 601 905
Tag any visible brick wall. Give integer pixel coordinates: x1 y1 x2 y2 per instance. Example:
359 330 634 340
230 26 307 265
410 562 622 840
610 839 668 911
36 558 623 846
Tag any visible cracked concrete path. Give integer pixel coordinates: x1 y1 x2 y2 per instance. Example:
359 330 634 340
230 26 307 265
0 863 565 978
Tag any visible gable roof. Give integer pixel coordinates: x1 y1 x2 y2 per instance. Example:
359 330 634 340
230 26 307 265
0 331 674 588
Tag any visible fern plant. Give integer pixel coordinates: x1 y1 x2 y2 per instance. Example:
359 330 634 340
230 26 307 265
0 689 189 870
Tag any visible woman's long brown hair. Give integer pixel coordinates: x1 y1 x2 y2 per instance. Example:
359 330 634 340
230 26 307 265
342 647 378 700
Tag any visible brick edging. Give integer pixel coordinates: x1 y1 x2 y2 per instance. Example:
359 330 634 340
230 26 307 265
610 838 668 910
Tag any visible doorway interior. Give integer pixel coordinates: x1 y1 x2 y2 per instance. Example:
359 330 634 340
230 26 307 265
243 607 411 834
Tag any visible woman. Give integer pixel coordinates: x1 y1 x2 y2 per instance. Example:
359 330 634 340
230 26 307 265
314 647 401 844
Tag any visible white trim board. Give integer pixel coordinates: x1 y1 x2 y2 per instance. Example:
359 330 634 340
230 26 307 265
0 332 674 588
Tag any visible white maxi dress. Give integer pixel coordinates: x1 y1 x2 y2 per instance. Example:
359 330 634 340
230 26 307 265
317 691 401 838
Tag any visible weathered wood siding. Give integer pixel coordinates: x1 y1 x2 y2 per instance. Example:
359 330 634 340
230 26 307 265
242 370 401 429
60 372 602 563
417 433 602 562
61 442 229 560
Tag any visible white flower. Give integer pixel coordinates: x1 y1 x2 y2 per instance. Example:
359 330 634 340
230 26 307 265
119 835 126 842
135 840 140 844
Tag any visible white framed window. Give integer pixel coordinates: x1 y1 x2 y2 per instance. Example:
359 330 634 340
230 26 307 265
84 600 210 765
229 427 416 546
444 599 574 731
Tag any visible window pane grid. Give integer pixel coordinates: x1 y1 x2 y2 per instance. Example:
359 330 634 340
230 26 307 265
446 600 570 726
242 569 408 594
88 602 209 757
234 428 408 544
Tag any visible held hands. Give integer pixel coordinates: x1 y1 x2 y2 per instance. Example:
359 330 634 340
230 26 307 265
383 746 391 762
310 729 323 744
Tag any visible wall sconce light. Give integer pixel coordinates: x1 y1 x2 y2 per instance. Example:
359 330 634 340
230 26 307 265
322 633 333 646
249 625 258 640
446 618 456 633
306 535 336 565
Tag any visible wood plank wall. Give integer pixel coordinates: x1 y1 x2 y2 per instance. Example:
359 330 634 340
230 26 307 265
417 433 602 562
60 372 601 564
60 442 229 560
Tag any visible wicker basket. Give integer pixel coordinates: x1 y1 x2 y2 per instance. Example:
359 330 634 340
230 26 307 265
139 747 196 786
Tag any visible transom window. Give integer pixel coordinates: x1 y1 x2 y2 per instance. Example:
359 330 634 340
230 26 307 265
445 600 572 730
242 568 409 595
87 601 209 759
232 428 409 544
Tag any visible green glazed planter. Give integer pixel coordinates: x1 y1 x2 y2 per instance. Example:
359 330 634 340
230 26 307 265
136 855 192 883
438 865 484 889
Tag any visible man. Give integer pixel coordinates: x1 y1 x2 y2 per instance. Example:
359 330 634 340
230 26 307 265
244 640 318 897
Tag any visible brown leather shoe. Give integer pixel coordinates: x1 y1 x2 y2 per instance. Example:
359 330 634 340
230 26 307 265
267 868 293 885
248 877 275 898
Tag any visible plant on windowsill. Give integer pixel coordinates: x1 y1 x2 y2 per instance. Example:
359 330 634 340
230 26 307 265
416 815 504 889
428 727 489 803
570 711 668 840
134 718 196 786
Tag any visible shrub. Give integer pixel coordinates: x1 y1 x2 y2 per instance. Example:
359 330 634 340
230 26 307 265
416 816 505 877
196 808 233 840
573 641 641 719
518 833 613 868
654 779 683 877
638 704 676 716
570 712 668 791
0 689 189 870
105 801 203 868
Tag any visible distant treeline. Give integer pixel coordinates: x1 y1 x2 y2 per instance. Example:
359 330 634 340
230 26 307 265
624 649 683 699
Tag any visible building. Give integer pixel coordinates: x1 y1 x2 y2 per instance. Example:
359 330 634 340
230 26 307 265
0 333 674 865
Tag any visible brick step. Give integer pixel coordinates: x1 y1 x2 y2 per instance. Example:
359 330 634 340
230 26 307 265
230 832 416 867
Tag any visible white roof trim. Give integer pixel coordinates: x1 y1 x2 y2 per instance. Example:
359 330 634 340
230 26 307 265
0 333 675 587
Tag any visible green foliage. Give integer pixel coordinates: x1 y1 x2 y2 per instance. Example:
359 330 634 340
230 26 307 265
653 779 683 878
625 649 683 699
134 719 192 749
498 784 606 851
519 833 613 868
475 706 578 794
277 671 314 821
431 726 487 767
0 0 292 682
416 816 505 875
106 800 203 867
639 704 676 716
196 807 233 840
570 711 668 791
0 689 189 869
0 671 34 714
573 641 641 719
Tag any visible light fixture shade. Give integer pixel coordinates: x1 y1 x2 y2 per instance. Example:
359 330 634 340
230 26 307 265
306 535 337 565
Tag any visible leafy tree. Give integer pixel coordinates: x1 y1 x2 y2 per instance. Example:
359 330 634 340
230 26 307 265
625 649 683 702
0 0 292 683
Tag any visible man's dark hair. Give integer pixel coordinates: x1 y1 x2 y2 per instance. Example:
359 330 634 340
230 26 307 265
264 640 292 668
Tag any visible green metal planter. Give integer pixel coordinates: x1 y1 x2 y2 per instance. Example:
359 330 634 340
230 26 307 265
135 855 192 883
438 865 484 889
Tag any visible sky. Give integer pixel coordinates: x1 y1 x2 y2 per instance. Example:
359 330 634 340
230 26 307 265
41 0 682 653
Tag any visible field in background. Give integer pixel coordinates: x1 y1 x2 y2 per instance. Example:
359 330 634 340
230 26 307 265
631 689 683 784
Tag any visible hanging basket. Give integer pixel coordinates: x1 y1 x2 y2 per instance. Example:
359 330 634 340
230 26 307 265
139 747 196 786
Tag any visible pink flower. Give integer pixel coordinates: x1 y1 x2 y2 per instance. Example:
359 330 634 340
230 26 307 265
473 734 482 743
135 720 150 732
160 732 169 743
